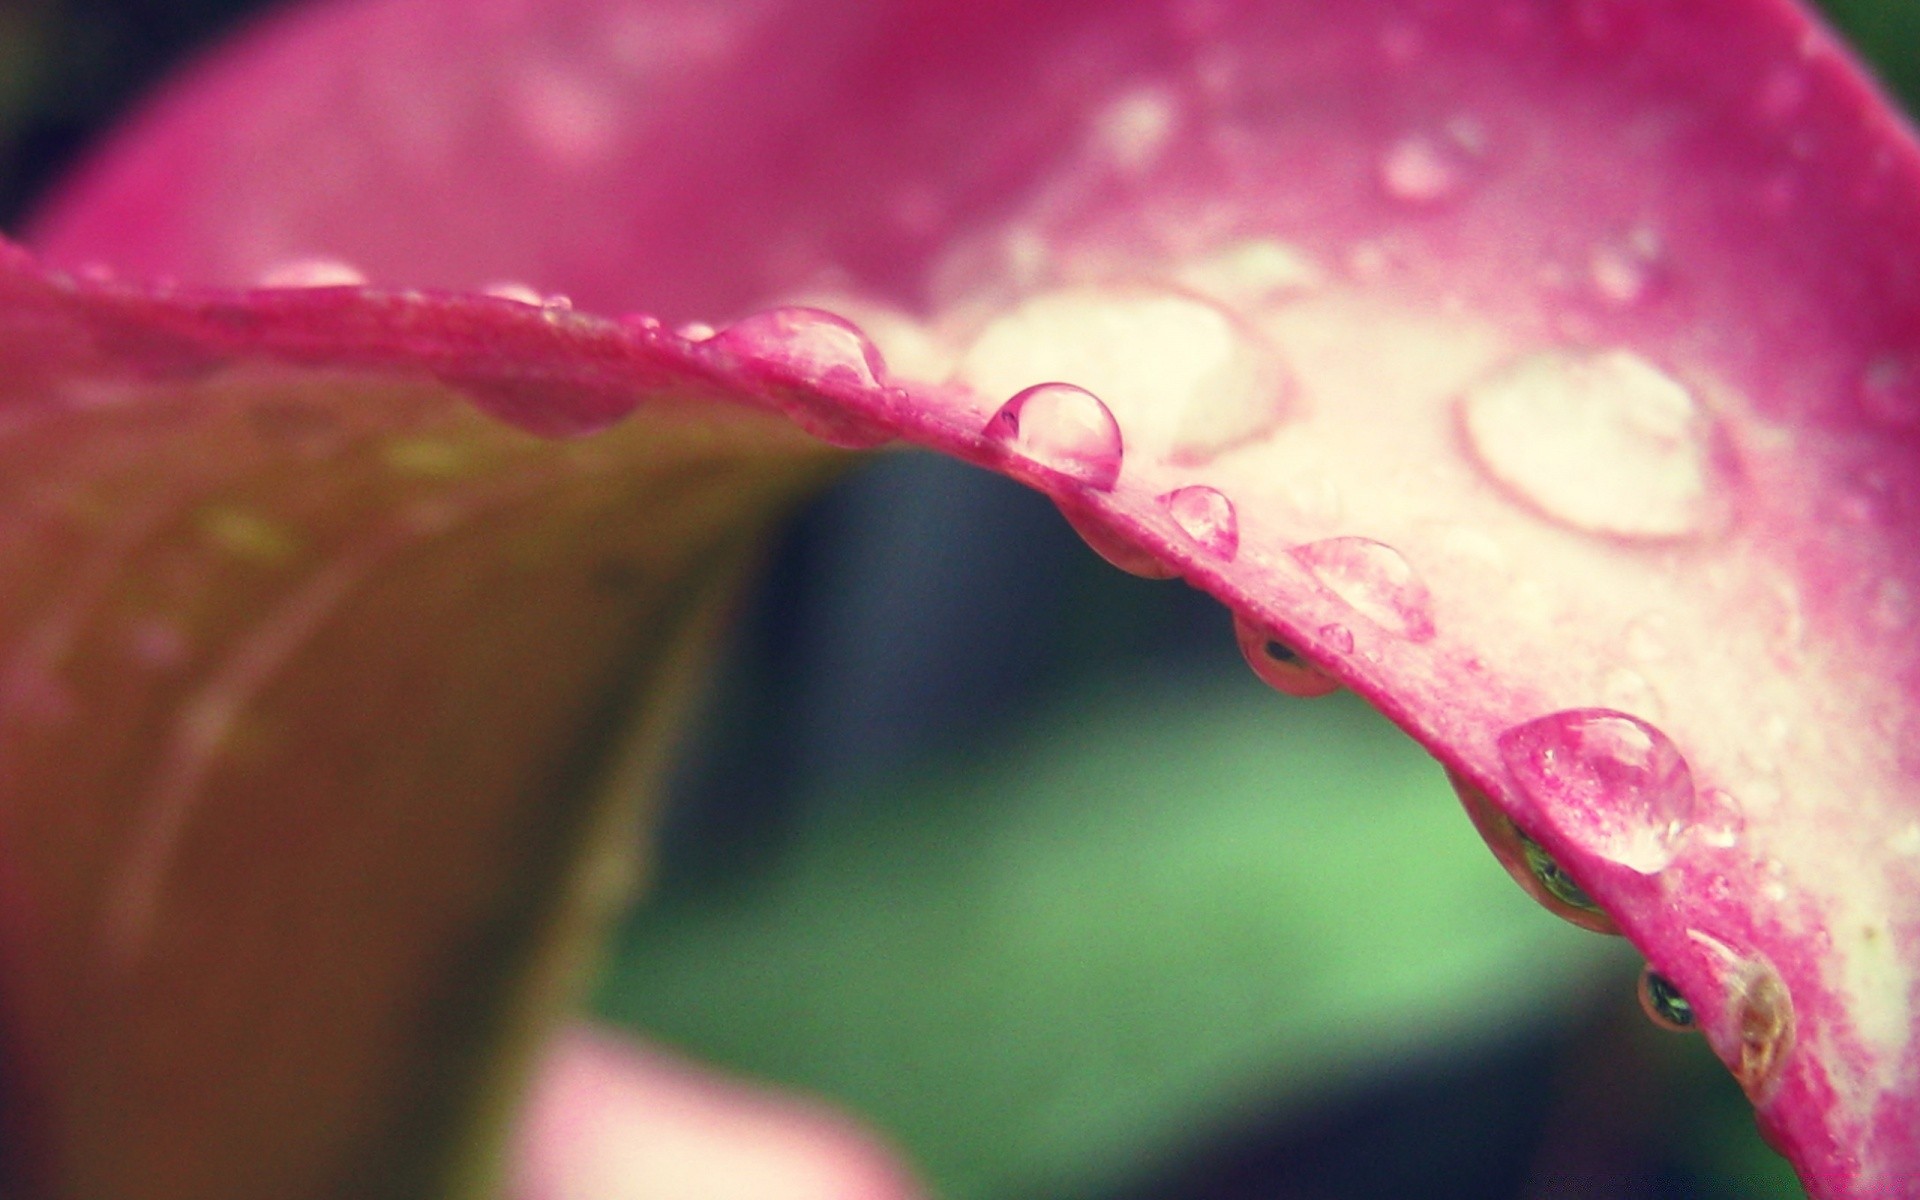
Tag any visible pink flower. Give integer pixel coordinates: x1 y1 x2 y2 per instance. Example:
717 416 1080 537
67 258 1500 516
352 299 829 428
2 0 1918 1196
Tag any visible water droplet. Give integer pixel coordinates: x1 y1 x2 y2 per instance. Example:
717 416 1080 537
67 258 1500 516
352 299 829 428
1378 132 1475 204
1460 348 1724 540
1448 771 1620 935
984 383 1124 490
1161 486 1239 558
1729 958 1794 1103
1858 353 1920 428
1497 708 1696 874
1232 614 1340 697
1060 505 1174 579
256 257 368 288
956 286 1289 466
1291 537 1435 641
1639 967 1697 1032
676 321 717 342
1319 623 1355 655
1695 787 1746 849
715 307 887 391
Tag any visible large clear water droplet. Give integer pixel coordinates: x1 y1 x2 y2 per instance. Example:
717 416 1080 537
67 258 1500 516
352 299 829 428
1460 348 1723 540
716 307 887 391
1060 505 1174 579
985 383 1124 490
1497 709 1696 874
956 286 1289 465
1161 486 1239 559
1291 537 1435 641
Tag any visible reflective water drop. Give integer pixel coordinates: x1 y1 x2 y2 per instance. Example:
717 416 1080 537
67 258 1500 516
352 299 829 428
1318 623 1355 655
1497 708 1696 874
1060 505 1174 579
1232 614 1340 697
1378 132 1474 204
1447 771 1620 935
1859 353 1920 428
1639 968 1697 1032
1161 486 1239 558
1460 348 1722 540
716 307 887 393
985 383 1124 490
1696 787 1747 849
256 257 368 288
956 286 1289 465
1291 537 1435 641
1729 958 1794 1103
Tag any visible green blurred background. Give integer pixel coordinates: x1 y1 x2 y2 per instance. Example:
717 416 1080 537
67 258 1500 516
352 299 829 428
5 2 1916 1197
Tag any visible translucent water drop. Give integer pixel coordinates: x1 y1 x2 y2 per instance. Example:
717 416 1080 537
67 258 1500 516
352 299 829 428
1232 614 1340 697
985 383 1124 490
1161 486 1239 558
1497 708 1697 874
1060 505 1174 579
1291 537 1435 642
1859 353 1920 428
1729 958 1794 1102
956 286 1289 465
1318 623 1355 655
1378 133 1473 204
715 307 887 391
1696 787 1747 849
1460 348 1723 540
256 257 368 288
1639 968 1697 1032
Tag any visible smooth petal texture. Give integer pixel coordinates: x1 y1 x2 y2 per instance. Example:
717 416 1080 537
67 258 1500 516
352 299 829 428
14 0 1920 1197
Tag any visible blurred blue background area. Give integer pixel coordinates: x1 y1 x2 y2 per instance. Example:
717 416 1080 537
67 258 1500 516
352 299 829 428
7 3 1917 1197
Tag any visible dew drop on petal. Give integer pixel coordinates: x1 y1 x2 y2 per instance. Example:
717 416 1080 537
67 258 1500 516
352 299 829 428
1460 348 1723 540
985 383 1124 490
1060 505 1174 579
1729 958 1794 1103
1858 353 1920 428
676 321 717 342
1232 613 1341 697
482 281 547 306
1319 623 1355 655
956 286 1289 465
715 307 887 391
1497 708 1697 874
1291 537 1435 641
1161 485 1239 559
255 257 368 288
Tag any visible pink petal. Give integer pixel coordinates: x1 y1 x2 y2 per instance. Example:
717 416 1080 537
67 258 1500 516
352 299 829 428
510 1026 924 1200
13 0 1920 1196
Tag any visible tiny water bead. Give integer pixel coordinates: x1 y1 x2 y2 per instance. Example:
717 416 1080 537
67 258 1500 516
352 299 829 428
1459 348 1723 540
1497 708 1697 875
1290 537 1435 641
1517 829 1601 913
1160 485 1239 559
1730 958 1795 1102
1059 505 1175 579
956 286 1289 465
984 383 1125 490
1639 967 1697 1032
1232 614 1340 698
714 307 887 392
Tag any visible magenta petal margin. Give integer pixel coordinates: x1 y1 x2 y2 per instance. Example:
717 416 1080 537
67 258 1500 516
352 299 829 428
11 0 1920 1195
